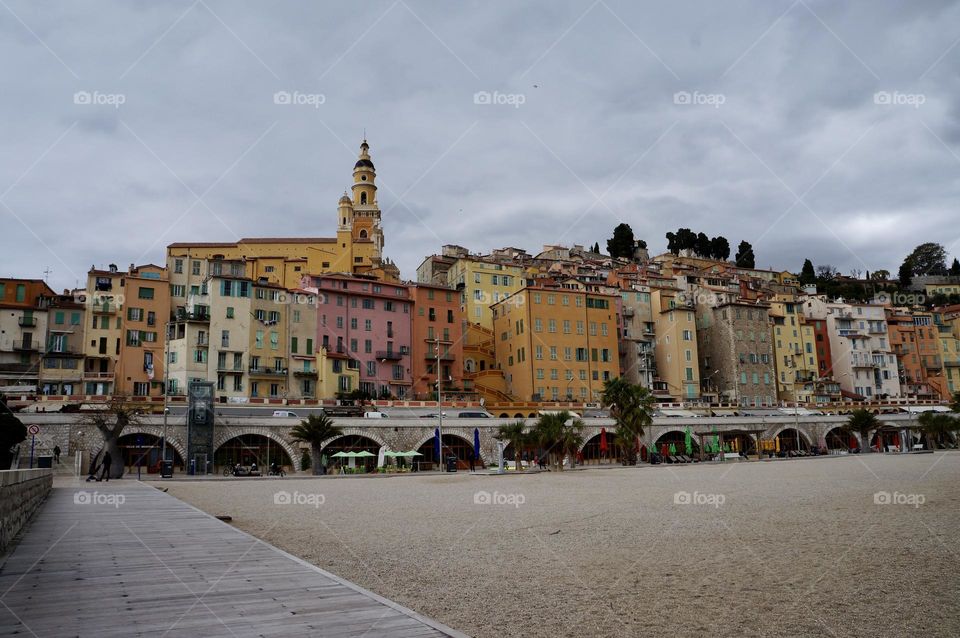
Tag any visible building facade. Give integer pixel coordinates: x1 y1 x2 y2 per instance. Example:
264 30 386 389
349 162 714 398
0 279 56 391
409 284 465 399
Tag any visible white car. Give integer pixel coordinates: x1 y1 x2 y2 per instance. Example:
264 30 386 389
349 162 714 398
272 410 298 418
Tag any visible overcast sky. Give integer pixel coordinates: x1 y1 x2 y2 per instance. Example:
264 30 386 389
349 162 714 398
2 0 959 291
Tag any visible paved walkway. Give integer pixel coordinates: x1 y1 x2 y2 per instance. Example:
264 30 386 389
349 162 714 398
0 480 467 637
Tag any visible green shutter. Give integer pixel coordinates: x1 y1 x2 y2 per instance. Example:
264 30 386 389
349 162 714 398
290 337 298 354
306 338 313 355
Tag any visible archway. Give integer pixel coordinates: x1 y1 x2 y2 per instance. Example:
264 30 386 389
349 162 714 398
416 433 476 470
321 434 381 473
215 434 293 471
773 428 811 454
653 430 701 457
581 431 624 464
116 433 184 472
824 427 853 452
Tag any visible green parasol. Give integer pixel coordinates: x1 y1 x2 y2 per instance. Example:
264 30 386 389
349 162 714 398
684 427 693 455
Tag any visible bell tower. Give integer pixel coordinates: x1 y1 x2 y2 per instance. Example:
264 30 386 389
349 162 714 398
352 139 377 208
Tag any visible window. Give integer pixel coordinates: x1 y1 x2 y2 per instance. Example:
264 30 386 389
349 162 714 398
191 261 201 275
255 330 264 348
365 319 372 331
270 332 279 350
174 259 183 274
226 307 234 319
291 337 298 354
138 287 154 299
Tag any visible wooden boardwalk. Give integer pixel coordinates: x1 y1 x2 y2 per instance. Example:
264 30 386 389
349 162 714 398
0 481 467 637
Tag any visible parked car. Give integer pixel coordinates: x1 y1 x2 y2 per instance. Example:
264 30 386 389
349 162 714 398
457 411 491 418
364 411 387 419
272 410 298 418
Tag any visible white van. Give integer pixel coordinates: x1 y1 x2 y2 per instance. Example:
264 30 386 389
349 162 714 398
364 411 386 419
272 410 298 418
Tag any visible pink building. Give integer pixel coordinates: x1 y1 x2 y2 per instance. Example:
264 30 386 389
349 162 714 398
308 274 413 398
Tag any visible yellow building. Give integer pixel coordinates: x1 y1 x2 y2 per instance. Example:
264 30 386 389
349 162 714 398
492 287 620 402
447 258 525 329
316 346 360 399
247 280 290 400
769 298 819 403
167 139 398 289
651 288 700 402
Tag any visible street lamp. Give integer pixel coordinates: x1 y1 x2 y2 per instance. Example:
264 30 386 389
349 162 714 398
435 337 443 470
162 320 171 463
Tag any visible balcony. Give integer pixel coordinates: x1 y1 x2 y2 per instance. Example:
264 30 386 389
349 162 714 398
217 365 244 374
425 351 455 361
92 303 117 314
175 308 209 322
82 371 115 380
926 359 943 370
12 340 38 352
293 368 318 377
376 350 403 361
44 344 84 356
837 329 863 338
249 366 287 376
18 316 37 327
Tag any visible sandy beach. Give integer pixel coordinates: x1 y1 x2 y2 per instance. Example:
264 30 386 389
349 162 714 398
165 453 960 638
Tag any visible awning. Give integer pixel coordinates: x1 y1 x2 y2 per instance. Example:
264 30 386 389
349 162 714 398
658 409 699 417
902 406 952 413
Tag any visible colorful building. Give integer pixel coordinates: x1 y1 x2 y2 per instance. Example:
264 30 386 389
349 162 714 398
307 274 413 398
492 286 620 402
650 288 700 402
409 283 465 399
0 278 56 392
38 291 86 396
768 297 818 403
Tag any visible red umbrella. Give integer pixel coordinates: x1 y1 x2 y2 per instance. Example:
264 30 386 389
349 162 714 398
599 428 608 454
849 435 858 449
892 432 899 449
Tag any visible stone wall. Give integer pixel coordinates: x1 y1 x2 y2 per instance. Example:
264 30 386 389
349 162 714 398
0 469 53 554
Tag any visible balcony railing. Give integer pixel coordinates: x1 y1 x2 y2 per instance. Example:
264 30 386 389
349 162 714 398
92 303 117 314
249 366 288 376
82 371 115 380
293 369 318 377
12 340 38 352
425 351 455 361
376 350 403 361
18 316 37 327
197 336 209 346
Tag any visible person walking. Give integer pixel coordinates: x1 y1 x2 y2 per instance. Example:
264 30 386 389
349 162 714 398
53 445 61 464
468 452 476 472
97 450 112 482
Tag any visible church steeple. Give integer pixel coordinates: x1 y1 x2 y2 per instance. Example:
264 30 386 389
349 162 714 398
352 139 377 207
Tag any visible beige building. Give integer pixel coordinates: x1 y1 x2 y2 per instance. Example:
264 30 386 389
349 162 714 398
38 292 86 396
768 297 819 403
650 288 700 402
0 279 55 392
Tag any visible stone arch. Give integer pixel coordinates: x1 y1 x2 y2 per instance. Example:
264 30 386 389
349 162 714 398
824 426 856 450
412 428 487 465
359 228 368 239
768 426 814 446
318 426 388 451
99 426 188 462
464 358 476 373
652 429 704 454
214 427 300 471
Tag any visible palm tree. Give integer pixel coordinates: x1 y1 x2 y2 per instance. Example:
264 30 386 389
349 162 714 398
917 412 960 450
602 377 655 463
496 421 527 472
846 409 880 451
290 413 343 475
532 411 584 471
951 391 960 414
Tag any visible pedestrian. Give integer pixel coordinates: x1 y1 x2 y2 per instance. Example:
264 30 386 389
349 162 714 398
53 445 61 464
97 450 112 482
468 452 475 472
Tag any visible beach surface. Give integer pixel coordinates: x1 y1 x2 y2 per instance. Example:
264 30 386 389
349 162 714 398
165 453 960 637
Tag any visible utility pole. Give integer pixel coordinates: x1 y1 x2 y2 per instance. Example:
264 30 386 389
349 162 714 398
436 337 443 470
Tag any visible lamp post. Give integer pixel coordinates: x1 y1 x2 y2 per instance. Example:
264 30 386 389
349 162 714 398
435 337 443 470
162 321 171 463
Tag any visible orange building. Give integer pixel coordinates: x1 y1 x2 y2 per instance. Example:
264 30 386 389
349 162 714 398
887 308 945 399
410 283 464 399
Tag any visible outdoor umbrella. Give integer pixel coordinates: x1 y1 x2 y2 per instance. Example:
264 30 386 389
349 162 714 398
383 451 400 457
377 447 386 467
331 451 349 458
668 442 676 455
684 427 693 455
355 451 375 457
434 428 441 461
600 428 608 458
660 443 668 456
473 428 481 460
401 451 423 457
892 432 900 450
849 434 858 449
775 436 781 453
